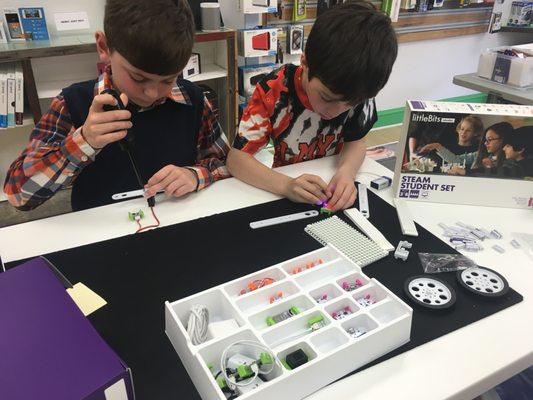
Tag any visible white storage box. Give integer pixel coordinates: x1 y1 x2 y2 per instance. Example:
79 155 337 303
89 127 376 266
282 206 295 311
477 43 533 87
165 244 412 400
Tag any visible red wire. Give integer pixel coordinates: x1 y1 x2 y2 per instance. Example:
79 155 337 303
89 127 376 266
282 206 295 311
135 207 161 233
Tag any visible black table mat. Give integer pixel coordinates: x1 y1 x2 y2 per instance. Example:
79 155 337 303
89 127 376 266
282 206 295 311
7 191 523 399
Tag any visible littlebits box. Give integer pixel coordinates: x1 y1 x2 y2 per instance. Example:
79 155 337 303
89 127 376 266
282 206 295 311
238 28 278 57
182 53 201 80
393 101 533 209
0 258 135 400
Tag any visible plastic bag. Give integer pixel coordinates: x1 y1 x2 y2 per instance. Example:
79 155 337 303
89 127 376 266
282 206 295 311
418 253 477 274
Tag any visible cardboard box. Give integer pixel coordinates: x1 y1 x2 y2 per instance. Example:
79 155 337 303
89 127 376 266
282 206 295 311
0 258 135 400
393 101 533 209
238 63 277 99
238 28 278 57
242 0 277 14
182 52 201 80
477 43 533 87
288 25 304 54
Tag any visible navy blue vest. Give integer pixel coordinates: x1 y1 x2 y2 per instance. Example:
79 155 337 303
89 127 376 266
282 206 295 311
62 79 204 211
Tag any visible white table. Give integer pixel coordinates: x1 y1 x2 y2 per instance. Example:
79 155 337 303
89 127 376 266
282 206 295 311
1 156 532 400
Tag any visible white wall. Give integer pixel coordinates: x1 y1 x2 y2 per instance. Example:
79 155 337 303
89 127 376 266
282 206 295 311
376 32 531 110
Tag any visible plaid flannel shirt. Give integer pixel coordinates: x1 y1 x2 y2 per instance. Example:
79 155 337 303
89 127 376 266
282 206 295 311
4 67 230 210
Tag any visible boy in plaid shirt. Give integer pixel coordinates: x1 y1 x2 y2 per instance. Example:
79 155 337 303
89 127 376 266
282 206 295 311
4 0 229 211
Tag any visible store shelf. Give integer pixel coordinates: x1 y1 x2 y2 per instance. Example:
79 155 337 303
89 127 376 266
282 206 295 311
35 65 228 99
0 114 35 129
500 26 533 33
37 74 96 99
188 64 227 83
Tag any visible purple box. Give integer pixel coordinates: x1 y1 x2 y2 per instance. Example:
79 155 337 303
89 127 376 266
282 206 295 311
0 258 135 400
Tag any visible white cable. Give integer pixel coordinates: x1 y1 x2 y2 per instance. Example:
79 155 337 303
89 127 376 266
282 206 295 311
187 305 209 345
220 340 280 389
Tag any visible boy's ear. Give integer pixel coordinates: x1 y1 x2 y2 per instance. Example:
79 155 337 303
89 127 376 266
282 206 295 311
95 31 111 63
300 54 308 69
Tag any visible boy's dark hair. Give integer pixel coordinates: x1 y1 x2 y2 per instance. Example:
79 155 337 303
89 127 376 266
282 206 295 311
506 127 530 156
104 0 194 75
305 0 398 104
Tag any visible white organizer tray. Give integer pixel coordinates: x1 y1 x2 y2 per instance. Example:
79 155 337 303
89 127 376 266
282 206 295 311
165 244 413 400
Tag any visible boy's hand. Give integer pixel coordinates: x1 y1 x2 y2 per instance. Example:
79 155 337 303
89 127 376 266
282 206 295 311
283 174 329 205
326 170 357 212
144 165 198 198
81 93 132 149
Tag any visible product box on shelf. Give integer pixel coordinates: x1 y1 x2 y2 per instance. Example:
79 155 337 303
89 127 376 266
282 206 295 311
242 0 277 14
238 28 278 57
477 43 533 87
182 53 201 79
165 244 412 400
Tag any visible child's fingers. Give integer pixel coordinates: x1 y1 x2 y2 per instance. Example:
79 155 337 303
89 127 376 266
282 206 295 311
91 94 118 112
304 174 328 191
165 180 185 197
92 121 132 136
333 186 353 211
295 186 321 205
172 183 193 198
93 109 131 124
299 179 328 202
147 165 175 187
345 190 357 210
96 130 128 148
120 93 129 108
327 183 345 209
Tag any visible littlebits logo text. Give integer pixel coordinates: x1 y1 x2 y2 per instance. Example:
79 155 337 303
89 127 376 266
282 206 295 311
411 114 455 124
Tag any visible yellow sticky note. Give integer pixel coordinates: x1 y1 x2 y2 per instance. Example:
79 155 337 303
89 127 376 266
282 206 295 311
67 282 107 316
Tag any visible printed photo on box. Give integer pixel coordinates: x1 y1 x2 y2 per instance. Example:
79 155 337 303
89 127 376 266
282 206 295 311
402 113 533 180
393 101 533 209
3 8 25 41
18 7 49 41
401 113 533 181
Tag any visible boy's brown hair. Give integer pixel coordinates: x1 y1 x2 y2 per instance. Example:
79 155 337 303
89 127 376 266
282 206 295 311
104 0 194 75
305 0 398 104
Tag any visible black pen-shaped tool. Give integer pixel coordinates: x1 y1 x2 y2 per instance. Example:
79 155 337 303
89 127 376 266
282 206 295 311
101 89 155 207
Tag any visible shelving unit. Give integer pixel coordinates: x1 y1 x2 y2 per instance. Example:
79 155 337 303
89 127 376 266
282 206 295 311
500 26 533 33
265 1 493 43
0 29 238 138
166 244 412 400
0 30 238 201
